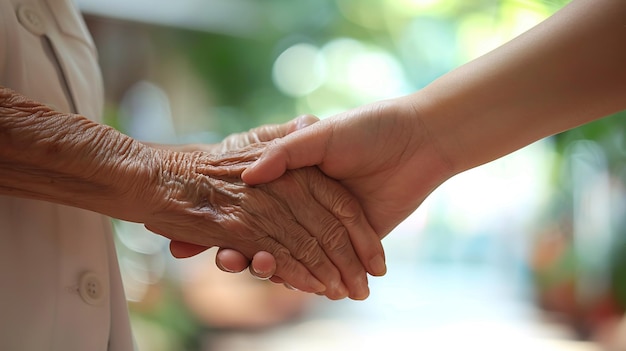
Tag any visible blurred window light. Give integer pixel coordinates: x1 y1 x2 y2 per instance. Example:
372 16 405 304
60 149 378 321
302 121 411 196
457 13 506 62
397 16 459 87
118 81 177 143
458 2 551 61
335 0 387 30
322 38 409 100
499 1 551 38
272 43 326 97
429 140 555 238
385 0 450 19
287 38 411 118
387 0 452 14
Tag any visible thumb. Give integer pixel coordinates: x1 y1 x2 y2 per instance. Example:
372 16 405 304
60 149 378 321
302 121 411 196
242 119 330 185
254 114 320 142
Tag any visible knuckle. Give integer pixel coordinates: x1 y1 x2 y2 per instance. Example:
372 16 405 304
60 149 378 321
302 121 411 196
291 235 323 267
333 192 362 224
317 217 351 253
307 170 363 225
270 245 292 264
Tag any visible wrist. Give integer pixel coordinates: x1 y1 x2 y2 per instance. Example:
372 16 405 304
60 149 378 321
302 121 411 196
393 94 458 184
0 87 163 221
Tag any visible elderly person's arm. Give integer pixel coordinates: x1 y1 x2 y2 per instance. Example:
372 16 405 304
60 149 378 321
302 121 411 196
0 87 384 300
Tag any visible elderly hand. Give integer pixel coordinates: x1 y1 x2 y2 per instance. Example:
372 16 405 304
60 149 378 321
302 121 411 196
144 145 382 300
165 116 385 300
161 115 319 258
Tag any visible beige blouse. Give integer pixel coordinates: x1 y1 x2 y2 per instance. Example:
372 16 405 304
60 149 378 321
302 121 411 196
0 0 134 349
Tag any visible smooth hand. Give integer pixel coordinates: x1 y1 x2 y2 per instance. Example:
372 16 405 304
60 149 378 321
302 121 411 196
242 98 454 238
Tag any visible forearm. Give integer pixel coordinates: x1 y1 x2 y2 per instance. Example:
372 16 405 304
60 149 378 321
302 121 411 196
0 86 159 222
410 0 626 174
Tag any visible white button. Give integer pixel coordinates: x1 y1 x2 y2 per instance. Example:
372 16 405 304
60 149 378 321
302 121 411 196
78 272 105 306
17 5 47 36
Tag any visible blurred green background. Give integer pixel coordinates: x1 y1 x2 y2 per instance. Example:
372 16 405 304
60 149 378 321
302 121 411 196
78 0 626 350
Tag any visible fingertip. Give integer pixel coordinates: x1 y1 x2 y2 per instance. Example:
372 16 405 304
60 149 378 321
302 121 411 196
241 162 262 185
215 248 250 273
368 254 387 277
250 251 277 279
349 288 370 301
241 154 284 185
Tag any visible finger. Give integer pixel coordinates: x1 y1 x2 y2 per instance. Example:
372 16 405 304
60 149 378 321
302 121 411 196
169 241 209 258
252 114 320 142
267 222 348 300
248 251 277 280
219 115 320 153
241 119 332 185
254 239 327 294
261 173 355 300
231 186 343 298
310 175 387 278
284 171 372 300
215 248 250 273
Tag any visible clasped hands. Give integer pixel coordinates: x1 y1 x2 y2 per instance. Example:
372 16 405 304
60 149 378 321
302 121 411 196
150 115 386 301
150 98 448 301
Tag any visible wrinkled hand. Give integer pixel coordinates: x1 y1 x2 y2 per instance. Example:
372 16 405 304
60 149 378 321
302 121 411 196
144 145 382 300
167 115 318 259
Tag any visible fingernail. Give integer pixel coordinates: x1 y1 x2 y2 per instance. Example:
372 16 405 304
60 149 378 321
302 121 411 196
369 255 387 276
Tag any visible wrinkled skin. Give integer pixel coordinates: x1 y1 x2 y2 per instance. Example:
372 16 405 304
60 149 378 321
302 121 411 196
144 145 373 299
150 115 318 261
153 116 381 299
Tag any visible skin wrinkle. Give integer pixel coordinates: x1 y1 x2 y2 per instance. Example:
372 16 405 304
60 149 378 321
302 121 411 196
405 95 456 177
0 161 110 207
303 178 358 262
158 146 337 274
261 171 341 268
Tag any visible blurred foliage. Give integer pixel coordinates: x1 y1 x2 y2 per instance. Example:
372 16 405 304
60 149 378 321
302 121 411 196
552 110 626 174
146 0 574 135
